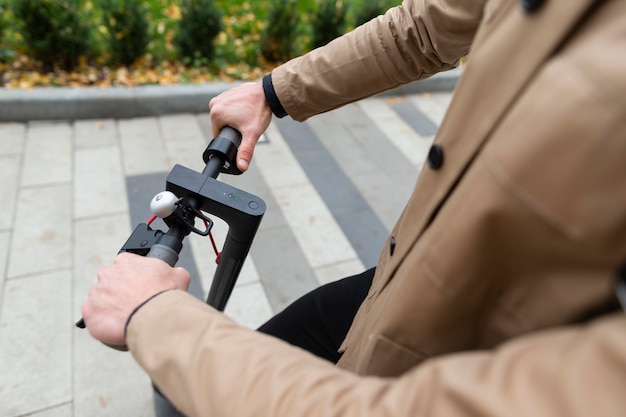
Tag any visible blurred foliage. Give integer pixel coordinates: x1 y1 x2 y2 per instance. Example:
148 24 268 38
311 0 347 49
100 0 150 66
352 0 397 27
261 0 301 64
175 0 223 61
0 1 9 61
13 0 92 69
0 0 402 88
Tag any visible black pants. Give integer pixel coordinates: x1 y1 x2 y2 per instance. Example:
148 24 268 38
257 267 375 363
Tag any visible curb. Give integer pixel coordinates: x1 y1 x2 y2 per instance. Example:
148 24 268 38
0 69 461 122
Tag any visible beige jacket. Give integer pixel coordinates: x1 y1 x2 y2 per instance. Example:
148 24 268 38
274 0 626 376
127 0 626 415
129 291 626 417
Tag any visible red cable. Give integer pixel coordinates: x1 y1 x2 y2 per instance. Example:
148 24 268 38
209 231 221 264
146 214 157 225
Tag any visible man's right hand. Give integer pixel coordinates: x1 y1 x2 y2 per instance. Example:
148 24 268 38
209 81 273 172
82 252 191 347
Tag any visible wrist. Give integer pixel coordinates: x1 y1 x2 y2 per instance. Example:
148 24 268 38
262 73 288 118
124 290 172 342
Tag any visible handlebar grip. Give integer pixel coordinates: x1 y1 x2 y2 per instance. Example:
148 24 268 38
145 244 179 267
218 126 242 148
203 126 244 176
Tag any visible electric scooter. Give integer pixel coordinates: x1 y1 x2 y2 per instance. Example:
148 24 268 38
77 126 266 416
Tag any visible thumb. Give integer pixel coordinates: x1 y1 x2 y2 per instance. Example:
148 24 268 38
236 134 257 172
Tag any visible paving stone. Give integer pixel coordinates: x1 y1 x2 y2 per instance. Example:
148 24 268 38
256 121 360 269
251 225 319 312
195 113 215 142
0 155 20 231
334 209 387 268
0 270 72 417
118 117 169 176
0 122 25 156
74 145 128 218
253 122 310 189
74 119 119 149
159 113 206 142
159 114 208 172
73 330 155 417
0 231 9 305
334 104 418 182
20 122 72 187
25 403 73 417
313 258 365 286
354 169 416 231
410 92 453 125
305 113 412 231
306 112 378 176
357 97 433 167
273 183 358 269
224 281 274 329
389 96 439 136
8 185 72 278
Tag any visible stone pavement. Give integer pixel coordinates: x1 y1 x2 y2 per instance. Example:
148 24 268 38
0 89 452 417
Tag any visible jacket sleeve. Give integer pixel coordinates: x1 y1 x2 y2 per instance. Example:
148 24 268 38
271 0 486 121
126 290 626 417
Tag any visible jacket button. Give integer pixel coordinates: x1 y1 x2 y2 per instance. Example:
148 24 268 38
427 144 444 170
521 0 544 13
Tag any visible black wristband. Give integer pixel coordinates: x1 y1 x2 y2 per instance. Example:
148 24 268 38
262 73 288 118
123 290 171 342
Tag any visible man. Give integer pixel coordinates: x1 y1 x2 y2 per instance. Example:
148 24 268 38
83 0 626 415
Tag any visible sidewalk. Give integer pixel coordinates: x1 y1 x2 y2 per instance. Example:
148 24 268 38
0 80 454 416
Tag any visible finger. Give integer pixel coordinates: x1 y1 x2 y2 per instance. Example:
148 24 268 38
208 98 224 138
